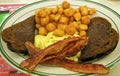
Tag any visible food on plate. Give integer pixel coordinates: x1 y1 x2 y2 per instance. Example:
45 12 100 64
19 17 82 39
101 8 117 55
80 17 119 61
20 36 88 73
35 1 96 37
1 16 35 54
20 38 109 74
1 1 119 75
45 59 109 75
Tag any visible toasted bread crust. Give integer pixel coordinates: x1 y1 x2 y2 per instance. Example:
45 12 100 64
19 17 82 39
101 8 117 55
80 17 118 61
2 16 35 54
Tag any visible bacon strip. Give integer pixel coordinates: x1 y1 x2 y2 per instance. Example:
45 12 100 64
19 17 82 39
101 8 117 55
20 37 87 73
21 38 109 75
44 59 109 75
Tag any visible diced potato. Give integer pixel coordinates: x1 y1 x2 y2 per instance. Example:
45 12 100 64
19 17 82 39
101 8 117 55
53 29 65 37
54 14 61 22
51 7 58 14
37 8 47 17
64 7 75 17
79 30 86 36
73 12 81 21
62 1 70 9
65 25 77 35
78 24 88 31
79 5 88 16
46 23 56 32
88 8 96 15
57 24 67 30
69 21 78 29
57 6 64 14
36 24 41 29
40 16 49 26
35 16 41 24
39 27 48 35
81 15 90 24
59 15 69 24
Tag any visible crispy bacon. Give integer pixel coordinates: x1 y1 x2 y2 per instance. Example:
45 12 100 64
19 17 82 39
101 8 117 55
20 36 109 75
44 58 109 74
20 36 87 73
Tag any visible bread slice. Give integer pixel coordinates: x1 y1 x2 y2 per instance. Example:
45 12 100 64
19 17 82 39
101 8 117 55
2 16 35 54
80 17 118 61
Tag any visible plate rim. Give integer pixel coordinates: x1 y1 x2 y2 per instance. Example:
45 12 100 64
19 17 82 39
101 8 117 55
0 0 120 75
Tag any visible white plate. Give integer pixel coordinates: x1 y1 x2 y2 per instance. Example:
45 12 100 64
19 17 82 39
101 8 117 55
0 0 120 76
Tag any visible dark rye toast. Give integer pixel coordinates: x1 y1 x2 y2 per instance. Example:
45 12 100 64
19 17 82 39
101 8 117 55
80 17 118 61
2 16 35 54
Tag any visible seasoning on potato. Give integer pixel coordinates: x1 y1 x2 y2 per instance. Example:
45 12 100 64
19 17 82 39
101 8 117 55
35 1 96 37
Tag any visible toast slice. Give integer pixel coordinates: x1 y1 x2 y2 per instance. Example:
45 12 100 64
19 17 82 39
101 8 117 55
80 17 118 61
2 16 35 54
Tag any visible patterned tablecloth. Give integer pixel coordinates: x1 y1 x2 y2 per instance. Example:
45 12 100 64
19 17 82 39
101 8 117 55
0 4 28 76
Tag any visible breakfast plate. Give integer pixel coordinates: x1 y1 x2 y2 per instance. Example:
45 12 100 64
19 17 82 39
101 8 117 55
0 0 120 76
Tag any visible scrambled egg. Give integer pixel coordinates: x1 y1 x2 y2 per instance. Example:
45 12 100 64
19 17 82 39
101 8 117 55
34 32 81 62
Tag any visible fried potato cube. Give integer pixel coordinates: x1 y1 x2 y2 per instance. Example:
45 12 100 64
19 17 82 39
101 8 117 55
80 5 88 16
37 8 47 17
40 16 49 26
54 14 61 22
69 21 79 29
59 15 69 24
79 30 86 37
46 8 52 15
64 7 75 17
39 27 48 36
53 29 65 37
73 12 81 21
81 15 90 25
51 7 58 14
77 24 88 31
36 24 41 29
46 23 56 32
49 14 55 22
35 16 41 24
57 6 64 14
88 8 96 15
62 1 70 9
57 24 67 30
65 25 77 35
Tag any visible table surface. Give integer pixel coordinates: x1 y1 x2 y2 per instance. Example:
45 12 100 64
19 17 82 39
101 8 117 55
0 0 120 76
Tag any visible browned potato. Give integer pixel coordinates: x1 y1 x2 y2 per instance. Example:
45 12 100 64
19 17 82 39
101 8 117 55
36 24 41 29
35 16 41 24
64 7 75 17
62 1 70 9
40 16 49 26
46 23 56 32
39 27 48 35
51 7 58 14
57 24 67 30
69 21 78 29
79 30 86 36
54 14 61 22
35 1 96 37
49 14 55 22
59 15 69 24
81 15 90 24
37 8 47 17
80 5 88 16
53 29 65 37
73 12 81 21
77 24 88 31
65 25 77 35
57 6 64 14
88 8 96 15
